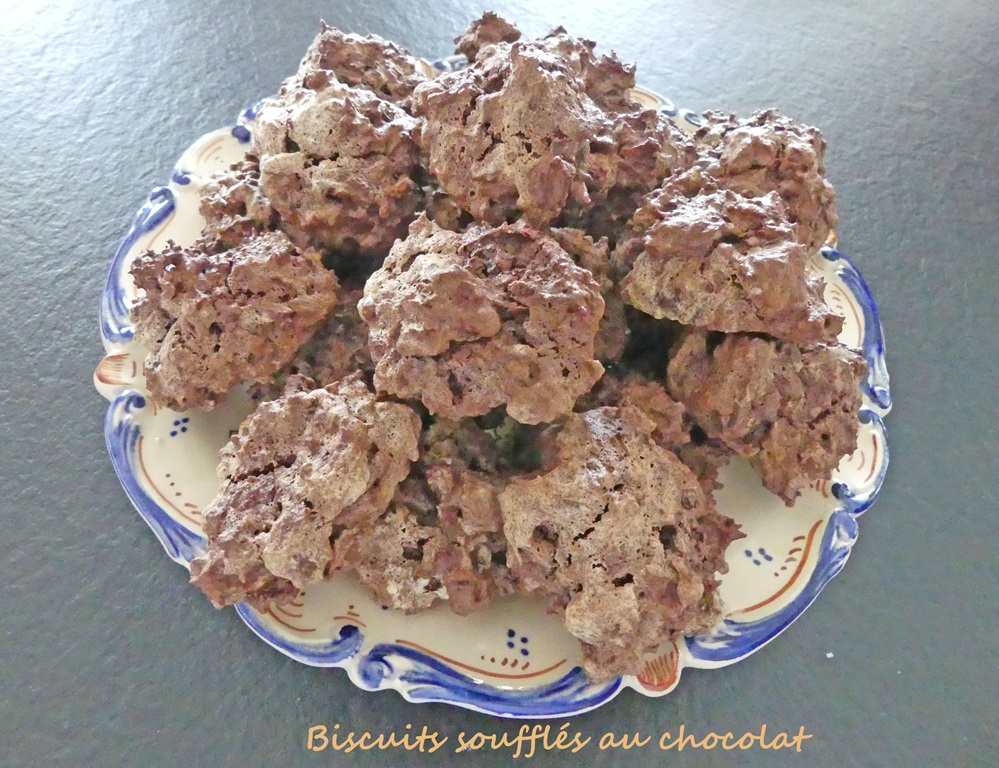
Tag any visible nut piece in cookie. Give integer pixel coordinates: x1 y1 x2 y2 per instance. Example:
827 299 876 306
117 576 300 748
130 231 338 411
359 214 605 424
619 170 842 345
667 331 866 505
252 78 422 257
189 374 421 608
499 406 740 681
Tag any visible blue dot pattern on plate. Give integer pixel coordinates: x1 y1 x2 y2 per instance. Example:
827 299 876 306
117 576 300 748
170 417 190 437
505 629 530 656
745 547 774 567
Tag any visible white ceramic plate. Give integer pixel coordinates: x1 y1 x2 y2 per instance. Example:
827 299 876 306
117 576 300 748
95 63 891 718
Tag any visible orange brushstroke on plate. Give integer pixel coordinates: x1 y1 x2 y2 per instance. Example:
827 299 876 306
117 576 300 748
865 433 879 483
142 208 176 253
394 640 567 681
137 435 201 526
263 605 316 634
636 641 680 692
852 449 867 474
333 615 368 628
273 605 304 619
832 284 863 348
731 519 823 616
195 136 224 166
95 354 137 386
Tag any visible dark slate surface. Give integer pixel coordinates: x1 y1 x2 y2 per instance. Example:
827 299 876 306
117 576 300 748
2 1 996 765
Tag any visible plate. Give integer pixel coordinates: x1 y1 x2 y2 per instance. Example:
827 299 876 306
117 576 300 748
95 59 892 718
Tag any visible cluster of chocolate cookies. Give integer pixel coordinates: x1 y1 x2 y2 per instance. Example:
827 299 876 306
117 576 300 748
129 14 865 681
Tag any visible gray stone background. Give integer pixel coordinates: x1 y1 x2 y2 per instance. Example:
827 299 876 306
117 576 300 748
2 0 996 765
